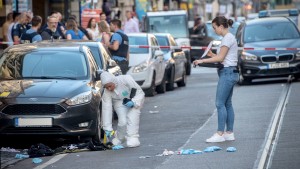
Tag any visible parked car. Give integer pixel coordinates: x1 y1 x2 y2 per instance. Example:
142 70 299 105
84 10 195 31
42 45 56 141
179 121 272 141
127 33 166 96
43 40 122 76
0 42 103 142
235 17 300 84
153 33 187 91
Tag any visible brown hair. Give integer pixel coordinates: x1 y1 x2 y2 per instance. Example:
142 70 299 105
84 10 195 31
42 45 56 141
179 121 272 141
31 15 42 26
110 19 121 28
212 16 233 28
66 18 79 33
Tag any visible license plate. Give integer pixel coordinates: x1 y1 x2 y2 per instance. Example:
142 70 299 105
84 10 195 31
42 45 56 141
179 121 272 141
15 118 52 127
268 63 289 69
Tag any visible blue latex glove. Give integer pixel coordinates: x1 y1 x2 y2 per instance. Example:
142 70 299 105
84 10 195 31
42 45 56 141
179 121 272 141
105 130 113 138
124 101 134 108
112 145 124 150
226 147 237 152
32 158 43 164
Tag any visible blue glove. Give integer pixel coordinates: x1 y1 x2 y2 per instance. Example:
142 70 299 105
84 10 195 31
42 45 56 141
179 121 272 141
105 130 113 138
112 145 124 150
124 101 134 108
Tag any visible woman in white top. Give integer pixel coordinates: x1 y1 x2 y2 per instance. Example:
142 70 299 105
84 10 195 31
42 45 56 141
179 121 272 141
193 16 239 143
86 17 100 41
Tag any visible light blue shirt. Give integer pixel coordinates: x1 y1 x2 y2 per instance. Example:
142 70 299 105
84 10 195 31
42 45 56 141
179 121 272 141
26 28 42 43
110 30 126 61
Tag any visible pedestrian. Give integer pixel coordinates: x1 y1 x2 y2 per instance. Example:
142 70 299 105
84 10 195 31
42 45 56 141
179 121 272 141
189 17 207 36
40 15 64 40
123 11 139 33
7 12 20 47
101 71 145 148
86 17 100 41
11 12 30 44
20 15 42 43
1 12 13 48
65 19 88 40
68 15 92 40
98 20 111 46
193 16 239 143
39 11 66 38
108 19 129 74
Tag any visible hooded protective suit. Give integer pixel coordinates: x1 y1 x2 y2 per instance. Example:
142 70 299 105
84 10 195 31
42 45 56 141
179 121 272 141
101 72 145 147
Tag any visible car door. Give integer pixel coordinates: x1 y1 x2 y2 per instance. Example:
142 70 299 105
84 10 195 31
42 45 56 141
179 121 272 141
150 36 164 84
170 36 186 79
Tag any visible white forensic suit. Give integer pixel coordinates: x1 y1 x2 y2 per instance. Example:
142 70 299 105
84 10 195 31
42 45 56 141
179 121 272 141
101 72 145 147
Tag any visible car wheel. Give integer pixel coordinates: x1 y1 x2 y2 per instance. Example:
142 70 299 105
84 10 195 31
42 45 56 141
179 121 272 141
166 67 175 91
144 73 156 97
93 108 102 142
156 74 166 94
177 71 187 87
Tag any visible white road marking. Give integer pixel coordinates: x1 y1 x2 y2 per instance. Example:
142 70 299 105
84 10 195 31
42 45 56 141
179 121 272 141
33 154 67 169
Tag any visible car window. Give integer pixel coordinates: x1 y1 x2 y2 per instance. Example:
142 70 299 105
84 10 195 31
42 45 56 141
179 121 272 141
156 36 169 53
88 46 103 69
0 51 88 80
87 50 98 71
244 22 300 43
129 36 149 54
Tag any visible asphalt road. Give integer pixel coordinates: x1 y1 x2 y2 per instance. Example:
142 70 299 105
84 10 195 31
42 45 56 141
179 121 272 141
2 66 300 169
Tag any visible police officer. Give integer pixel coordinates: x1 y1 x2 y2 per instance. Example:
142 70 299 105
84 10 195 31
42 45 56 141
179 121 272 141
20 15 42 44
108 19 129 74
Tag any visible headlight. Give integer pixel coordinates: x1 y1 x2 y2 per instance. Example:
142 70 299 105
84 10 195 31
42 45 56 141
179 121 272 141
212 40 221 46
132 61 149 73
296 51 300 60
66 91 92 106
241 51 258 61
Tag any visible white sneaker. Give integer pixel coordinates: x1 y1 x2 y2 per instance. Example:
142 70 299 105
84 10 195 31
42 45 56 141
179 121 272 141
206 133 225 143
224 132 235 141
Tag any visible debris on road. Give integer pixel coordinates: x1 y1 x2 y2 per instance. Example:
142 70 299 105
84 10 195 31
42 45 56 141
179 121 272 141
203 146 222 152
226 147 237 152
177 149 203 155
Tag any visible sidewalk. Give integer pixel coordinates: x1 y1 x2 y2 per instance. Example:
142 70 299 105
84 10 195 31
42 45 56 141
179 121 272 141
157 81 299 169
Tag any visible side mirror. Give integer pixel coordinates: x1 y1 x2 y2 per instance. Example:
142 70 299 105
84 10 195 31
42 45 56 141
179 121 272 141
108 59 118 67
154 50 164 59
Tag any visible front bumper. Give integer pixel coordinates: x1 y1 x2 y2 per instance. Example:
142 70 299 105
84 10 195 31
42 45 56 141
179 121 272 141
127 67 154 89
240 61 300 78
0 102 99 137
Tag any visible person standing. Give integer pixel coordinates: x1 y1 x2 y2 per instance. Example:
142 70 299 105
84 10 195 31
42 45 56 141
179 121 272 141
20 15 42 43
65 19 88 40
123 11 139 33
101 71 145 148
40 15 64 40
193 16 239 143
1 12 13 48
11 12 30 44
98 20 111 46
190 17 207 36
108 19 129 74
86 17 100 41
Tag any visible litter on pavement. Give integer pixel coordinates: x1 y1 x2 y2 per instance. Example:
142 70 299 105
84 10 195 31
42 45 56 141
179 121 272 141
156 149 174 156
112 145 125 150
177 149 203 155
15 154 29 159
226 147 237 152
1 147 20 152
32 158 43 164
203 146 222 152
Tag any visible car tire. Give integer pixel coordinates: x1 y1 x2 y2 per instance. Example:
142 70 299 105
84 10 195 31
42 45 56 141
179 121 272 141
166 67 175 91
144 73 156 97
177 71 187 87
93 108 102 142
156 74 166 94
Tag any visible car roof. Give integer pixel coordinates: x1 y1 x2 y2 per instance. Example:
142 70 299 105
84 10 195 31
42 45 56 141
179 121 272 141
245 17 292 26
127 33 155 38
5 42 85 53
152 33 172 37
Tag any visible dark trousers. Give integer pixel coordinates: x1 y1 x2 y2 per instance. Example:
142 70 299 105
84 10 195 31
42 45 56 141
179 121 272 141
115 60 129 74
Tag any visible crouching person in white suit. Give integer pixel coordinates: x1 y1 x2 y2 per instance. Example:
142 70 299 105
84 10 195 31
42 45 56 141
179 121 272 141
101 71 145 147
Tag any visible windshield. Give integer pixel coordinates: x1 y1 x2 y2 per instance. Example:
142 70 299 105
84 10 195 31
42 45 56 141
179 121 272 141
88 46 103 69
0 51 88 80
129 36 149 54
244 22 300 43
156 36 169 53
147 15 188 38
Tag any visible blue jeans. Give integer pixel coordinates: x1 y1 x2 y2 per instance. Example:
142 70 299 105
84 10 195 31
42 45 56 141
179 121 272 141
216 67 239 132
